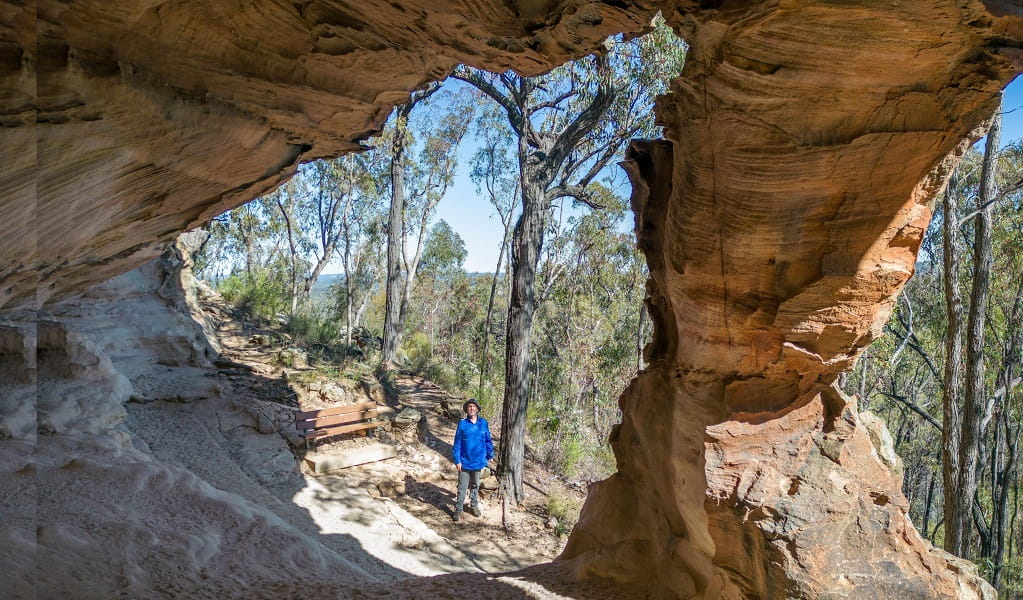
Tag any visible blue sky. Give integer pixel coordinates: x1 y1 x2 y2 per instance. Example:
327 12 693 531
327 76 1023 275
432 141 511 274
1000 75 1023 142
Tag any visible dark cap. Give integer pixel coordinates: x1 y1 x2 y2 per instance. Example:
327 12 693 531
462 399 480 413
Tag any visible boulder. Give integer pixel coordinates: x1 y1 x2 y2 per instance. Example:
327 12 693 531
276 347 308 369
319 382 349 404
360 376 385 403
393 408 422 429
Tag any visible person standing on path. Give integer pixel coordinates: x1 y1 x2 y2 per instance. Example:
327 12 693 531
451 399 493 521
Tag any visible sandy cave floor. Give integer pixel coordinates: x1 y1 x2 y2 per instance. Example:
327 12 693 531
100 296 620 598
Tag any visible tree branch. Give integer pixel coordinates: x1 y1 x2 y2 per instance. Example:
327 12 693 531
879 390 943 432
545 184 605 209
452 68 524 138
886 313 944 387
544 55 616 173
957 173 1023 225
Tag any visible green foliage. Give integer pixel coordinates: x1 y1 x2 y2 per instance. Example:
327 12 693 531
996 555 1023 597
546 492 583 536
401 331 457 389
403 331 434 374
419 220 467 281
285 308 343 349
218 268 290 319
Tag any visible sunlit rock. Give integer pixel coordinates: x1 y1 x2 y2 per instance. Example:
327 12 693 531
5 0 1023 598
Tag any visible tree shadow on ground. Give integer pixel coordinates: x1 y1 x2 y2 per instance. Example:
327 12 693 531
404 474 457 517
418 419 454 459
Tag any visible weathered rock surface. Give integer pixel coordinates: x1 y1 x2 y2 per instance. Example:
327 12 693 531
4 0 657 312
7 0 1023 598
562 2 1021 598
702 385 992 599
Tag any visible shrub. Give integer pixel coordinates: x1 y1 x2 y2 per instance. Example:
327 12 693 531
286 308 342 348
546 492 582 536
403 332 433 373
424 362 457 390
217 269 289 319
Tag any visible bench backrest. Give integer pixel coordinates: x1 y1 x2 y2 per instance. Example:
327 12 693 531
295 400 379 431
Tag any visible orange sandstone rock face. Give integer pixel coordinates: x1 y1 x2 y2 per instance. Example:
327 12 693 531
4 0 657 312
704 385 992 599
563 2 1021 598
6 0 1023 598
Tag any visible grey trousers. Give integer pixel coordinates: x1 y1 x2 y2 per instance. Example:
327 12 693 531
455 469 480 513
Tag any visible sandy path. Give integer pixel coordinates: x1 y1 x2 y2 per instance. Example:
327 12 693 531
197 303 572 578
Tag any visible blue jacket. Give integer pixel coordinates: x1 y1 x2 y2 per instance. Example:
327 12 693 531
452 417 493 471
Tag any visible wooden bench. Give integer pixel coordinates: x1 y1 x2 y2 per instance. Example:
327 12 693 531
295 401 388 449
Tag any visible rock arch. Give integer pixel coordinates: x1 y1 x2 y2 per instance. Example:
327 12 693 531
5 1 1023 597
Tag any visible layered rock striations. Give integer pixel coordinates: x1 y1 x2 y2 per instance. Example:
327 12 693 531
562 2 1022 598
4 0 660 312
6 0 1023 598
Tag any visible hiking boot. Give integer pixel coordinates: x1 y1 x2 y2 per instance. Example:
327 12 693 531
452 512 461 522
469 506 481 517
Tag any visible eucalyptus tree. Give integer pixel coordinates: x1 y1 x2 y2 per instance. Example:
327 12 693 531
531 185 649 479
453 18 685 504
414 219 469 353
270 180 305 314
468 104 519 399
332 153 387 343
303 154 379 307
945 95 1002 558
203 194 278 280
269 154 382 315
842 111 1023 592
381 86 473 365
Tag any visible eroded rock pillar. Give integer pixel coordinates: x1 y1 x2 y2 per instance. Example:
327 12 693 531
563 2 1023 597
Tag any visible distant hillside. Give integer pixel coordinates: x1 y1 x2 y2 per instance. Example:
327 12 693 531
311 274 342 305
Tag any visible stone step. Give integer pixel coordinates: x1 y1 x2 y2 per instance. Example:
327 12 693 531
304 442 397 474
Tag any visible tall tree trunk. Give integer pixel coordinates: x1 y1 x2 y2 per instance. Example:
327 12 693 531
275 192 301 316
922 470 936 540
343 232 354 346
244 236 255 279
991 414 1017 587
382 119 409 365
942 168 967 556
299 241 337 305
478 220 511 398
1011 478 1021 563
957 95 1001 557
353 259 383 330
499 173 547 506
399 204 438 328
